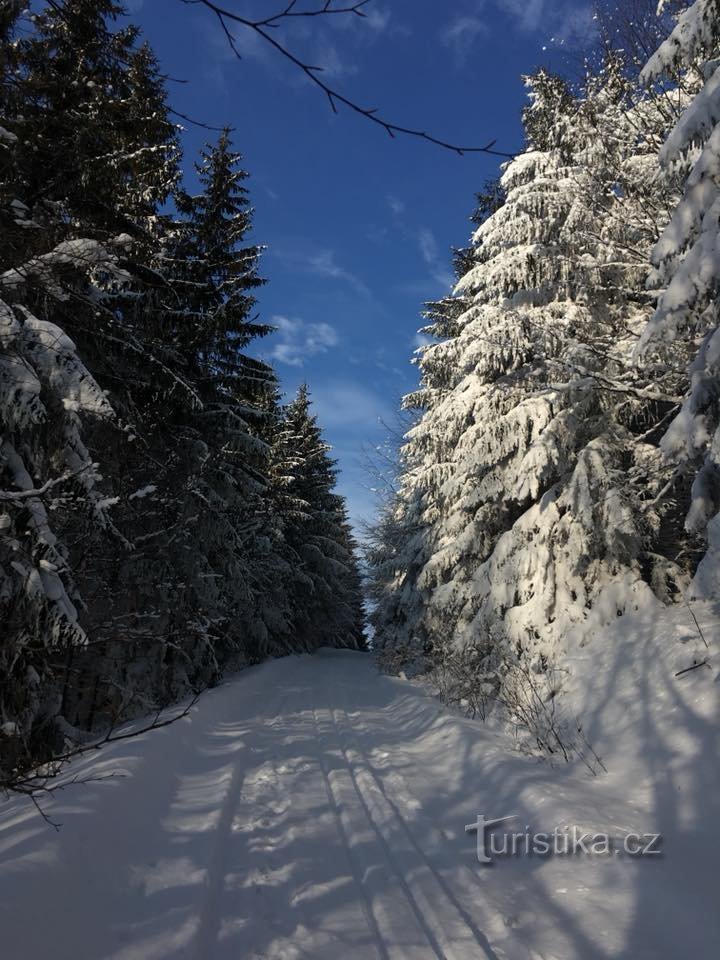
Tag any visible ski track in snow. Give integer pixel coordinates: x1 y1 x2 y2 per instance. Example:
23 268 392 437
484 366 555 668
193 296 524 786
1 648 718 960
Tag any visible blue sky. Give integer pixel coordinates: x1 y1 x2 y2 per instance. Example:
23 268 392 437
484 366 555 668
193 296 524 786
124 0 594 530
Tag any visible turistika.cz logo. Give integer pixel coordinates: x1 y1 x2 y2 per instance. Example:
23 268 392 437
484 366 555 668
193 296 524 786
465 815 662 865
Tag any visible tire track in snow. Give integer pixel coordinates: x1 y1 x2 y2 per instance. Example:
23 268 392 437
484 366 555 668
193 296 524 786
313 705 444 960
330 701 504 960
339 690 514 955
335 691 506 960
310 705 388 960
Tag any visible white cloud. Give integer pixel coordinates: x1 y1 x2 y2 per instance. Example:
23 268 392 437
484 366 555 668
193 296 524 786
311 381 392 430
387 194 406 217
296 249 348 280
331 4 408 38
364 7 392 33
365 224 390 245
418 227 438 265
418 227 453 290
502 0 546 33
282 246 388 312
272 243 393 321
304 250 371 296
312 44 359 79
268 315 340 367
441 0 595 63
199 11 357 87
198 15 269 92
440 15 488 65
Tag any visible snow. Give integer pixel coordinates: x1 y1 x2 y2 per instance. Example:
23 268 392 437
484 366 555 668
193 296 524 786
635 0 720 543
1 617 718 960
660 62 720 163
0 124 17 144
642 0 719 82
0 237 131 294
128 484 157 501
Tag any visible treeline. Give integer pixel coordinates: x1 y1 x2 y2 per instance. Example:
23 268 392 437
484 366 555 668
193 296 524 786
368 1 720 689
0 0 364 792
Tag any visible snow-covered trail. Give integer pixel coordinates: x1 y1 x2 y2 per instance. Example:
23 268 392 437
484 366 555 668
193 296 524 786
1 648 717 960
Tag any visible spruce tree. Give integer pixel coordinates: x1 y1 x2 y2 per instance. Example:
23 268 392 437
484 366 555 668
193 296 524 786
0 1 136 778
0 1 366 791
279 386 365 651
637 0 720 596
370 67 678 678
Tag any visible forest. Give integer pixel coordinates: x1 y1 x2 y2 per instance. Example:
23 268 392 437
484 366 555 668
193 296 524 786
1 0 718 789
0 0 366 796
1 2 719 958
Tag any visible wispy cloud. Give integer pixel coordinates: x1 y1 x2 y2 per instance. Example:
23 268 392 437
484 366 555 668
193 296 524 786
418 227 453 290
200 14 358 87
387 195 406 217
418 228 438 266
270 243 392 320
268 315 339 367
383 200 454 295
365 224 390 246
365 6 392 33
198 15 268 92
311 44 359 80
441 0 595 65
282 246 382 303
304 249 370 294
311 380 392 430
331 4 409 39
440 15 488 66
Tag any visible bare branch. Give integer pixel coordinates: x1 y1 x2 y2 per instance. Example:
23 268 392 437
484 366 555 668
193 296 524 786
169 106 233 132
0 464 93 501
2 696 200 815
183 0 516 158
675 659 711 678
684 598 710 649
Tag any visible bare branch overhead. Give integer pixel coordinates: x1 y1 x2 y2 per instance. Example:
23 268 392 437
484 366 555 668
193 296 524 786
182 0 516 158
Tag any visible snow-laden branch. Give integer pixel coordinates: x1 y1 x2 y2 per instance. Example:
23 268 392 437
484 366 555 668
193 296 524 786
0 465 92 502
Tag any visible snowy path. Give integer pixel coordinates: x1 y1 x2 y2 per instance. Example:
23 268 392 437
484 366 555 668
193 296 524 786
1 648 718 960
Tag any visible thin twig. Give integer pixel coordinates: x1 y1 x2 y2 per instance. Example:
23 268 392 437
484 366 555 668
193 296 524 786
675 659 710 678
184 0 515 158
3 696 200 817
169 107 233 132
684 597 709 649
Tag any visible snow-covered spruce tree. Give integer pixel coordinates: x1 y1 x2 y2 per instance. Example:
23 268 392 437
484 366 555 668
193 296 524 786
14 0 179 239
371 68 677 679
1 4 235 763
4 0 204 732
0 3 133 781
368 187 507 667
241 382 308 661
278 386 365 652
637 0 720 595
